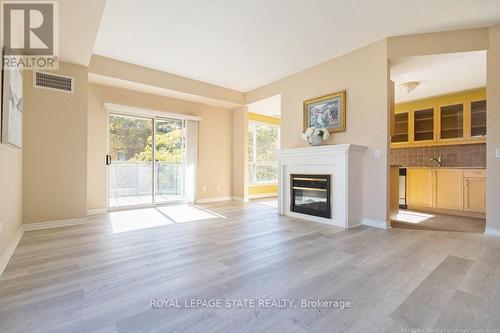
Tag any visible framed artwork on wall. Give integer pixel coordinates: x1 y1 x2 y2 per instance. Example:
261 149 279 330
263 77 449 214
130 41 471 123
303 90 346 133
1 47 23 148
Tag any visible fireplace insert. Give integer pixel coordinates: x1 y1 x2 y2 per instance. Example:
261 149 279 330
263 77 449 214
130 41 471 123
290 174 331 218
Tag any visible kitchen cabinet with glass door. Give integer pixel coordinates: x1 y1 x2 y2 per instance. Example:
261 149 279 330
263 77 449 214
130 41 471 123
439 104 464 140
392 112 409 143
390 89 487 148
470 100 487 138
413 108 435 142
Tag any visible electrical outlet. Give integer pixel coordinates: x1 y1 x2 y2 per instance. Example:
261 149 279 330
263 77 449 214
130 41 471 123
496 148 500 159
202 186 207 192
374 149 381 159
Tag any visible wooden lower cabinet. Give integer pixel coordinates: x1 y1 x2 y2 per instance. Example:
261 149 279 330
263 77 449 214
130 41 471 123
407 168 433 207
434 169 463 210
407 168 485 215
464 170 486 213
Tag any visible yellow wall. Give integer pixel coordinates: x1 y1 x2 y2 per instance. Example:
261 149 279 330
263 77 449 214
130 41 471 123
395 88 486 113
247 112 281 125
249 184 278 196
87 83 233 209
247 112 281 197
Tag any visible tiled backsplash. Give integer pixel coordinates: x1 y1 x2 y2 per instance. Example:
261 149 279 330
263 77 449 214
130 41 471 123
390 144 486 168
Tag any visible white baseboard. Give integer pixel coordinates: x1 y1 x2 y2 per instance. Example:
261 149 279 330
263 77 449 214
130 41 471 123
0 225 24 276
87 209 108 216
195 196 232 204
484 227 500 237
362 218 390 229
232 196 249 202
249 193 277 199
23 217 88 231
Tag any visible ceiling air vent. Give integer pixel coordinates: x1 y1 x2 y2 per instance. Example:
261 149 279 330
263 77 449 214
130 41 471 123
34 71 74 93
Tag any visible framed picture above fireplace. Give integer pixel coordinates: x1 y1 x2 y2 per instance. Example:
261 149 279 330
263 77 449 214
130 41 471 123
303 90 346 133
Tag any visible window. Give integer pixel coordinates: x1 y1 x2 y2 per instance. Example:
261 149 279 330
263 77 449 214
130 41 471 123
248 122 280 184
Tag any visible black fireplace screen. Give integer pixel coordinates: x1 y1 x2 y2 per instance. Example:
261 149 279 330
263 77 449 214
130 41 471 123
290 174 331 218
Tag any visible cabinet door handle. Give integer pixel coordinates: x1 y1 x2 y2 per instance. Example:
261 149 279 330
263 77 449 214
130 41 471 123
105 155 112 166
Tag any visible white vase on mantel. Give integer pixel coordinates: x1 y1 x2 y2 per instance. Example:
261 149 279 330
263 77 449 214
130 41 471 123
308 135 323 146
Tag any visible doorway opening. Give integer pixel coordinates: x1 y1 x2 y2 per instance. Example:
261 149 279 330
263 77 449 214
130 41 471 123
389 51 487 233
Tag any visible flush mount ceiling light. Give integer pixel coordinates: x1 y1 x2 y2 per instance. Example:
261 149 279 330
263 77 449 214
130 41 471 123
399 81 420 92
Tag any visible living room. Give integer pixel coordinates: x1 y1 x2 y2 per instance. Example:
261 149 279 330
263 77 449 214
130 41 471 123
1 1 500 332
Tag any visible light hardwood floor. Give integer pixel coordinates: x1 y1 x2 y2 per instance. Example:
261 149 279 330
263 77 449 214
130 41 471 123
1 200 500 332
392 209 486 234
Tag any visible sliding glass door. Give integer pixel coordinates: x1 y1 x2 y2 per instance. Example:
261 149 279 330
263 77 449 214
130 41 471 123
107 114 185 209
108 114 153 207
155 118 184 204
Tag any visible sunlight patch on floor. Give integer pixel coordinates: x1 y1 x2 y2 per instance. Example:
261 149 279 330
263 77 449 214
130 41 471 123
110 208 173 233
156 205 224 223
110 205 225 233
394 210 435 224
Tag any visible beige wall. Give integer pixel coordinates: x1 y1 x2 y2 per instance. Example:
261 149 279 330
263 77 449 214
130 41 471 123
89 56 245 106
87 83 233 209
23 62 88 223
387 28 489 59
487 24 500 230
0 145 23 255
246 40 390 223
231 107 248 200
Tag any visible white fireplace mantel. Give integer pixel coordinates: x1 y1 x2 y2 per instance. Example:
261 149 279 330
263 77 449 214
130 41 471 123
277 144 366 228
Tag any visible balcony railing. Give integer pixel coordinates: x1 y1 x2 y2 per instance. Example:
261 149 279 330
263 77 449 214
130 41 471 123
109 161 183 206
249 162 278 184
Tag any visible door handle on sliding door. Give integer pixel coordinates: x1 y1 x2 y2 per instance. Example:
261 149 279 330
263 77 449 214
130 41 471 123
105 155 112 165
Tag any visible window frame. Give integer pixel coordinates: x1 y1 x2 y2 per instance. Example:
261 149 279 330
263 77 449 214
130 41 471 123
248 120 280 186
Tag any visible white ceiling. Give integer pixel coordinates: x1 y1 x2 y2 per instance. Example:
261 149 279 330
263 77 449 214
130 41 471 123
390 51 486 103
94 0 500 92
59 0 106 66
247 94 281 118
